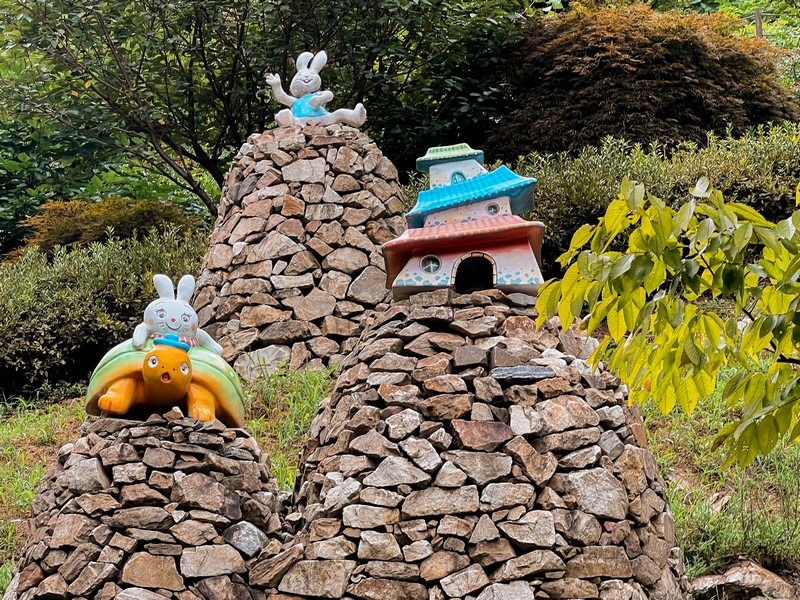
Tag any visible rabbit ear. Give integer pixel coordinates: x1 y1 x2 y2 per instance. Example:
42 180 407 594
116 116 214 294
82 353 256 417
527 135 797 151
153 274 175 300
176 275 196 303
309 51 327 73
296 51 314 72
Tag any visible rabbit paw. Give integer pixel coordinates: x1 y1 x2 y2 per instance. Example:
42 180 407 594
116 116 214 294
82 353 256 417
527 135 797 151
266 73 281 87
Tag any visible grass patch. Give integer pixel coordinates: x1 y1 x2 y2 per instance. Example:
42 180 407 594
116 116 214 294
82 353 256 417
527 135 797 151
0 395 84 595
245 366 334 491
644 366 800 578
0 559 12 595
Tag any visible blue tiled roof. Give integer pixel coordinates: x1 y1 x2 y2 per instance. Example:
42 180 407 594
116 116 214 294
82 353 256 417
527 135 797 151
406 166 537 228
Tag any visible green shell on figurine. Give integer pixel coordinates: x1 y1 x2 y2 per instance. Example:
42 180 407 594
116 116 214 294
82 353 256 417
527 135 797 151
86 338 246 428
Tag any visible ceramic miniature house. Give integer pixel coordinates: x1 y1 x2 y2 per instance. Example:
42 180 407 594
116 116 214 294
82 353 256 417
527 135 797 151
383 143 544 299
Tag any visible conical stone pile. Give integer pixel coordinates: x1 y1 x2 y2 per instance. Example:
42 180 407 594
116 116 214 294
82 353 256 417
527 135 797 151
193 124 407 377
257 289 689 600
3 412 284 600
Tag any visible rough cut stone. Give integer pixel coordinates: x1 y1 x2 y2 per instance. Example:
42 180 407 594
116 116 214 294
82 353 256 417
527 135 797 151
363 456 431 487
420 551 471 581
477 582 535 600
357 531 402 560
348 266 389 305
61 458 110 494
441 451 513 485
452 420 514 452
480 483 536 511
222 521 269 558
171 472 226 512
491 549 565 581
498 511 556 549
278 560 356 598
120 553 184 591
180 545 246 577
566 546 633 579
564 468 629 520
347 578 428 600
250 545 305 587
440 564 490 597
398 437 442 472
342 505 400 528
402 486 479 517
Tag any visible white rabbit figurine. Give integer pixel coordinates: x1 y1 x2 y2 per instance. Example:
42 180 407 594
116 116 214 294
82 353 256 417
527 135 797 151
132 274 223 355
266 51 367 128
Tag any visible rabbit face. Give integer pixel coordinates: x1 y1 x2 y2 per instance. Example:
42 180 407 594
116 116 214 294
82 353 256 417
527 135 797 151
143 300 199 338
289 50 327 98
290 69 322 97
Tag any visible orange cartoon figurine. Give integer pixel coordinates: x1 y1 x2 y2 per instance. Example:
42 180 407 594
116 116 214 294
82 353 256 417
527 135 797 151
85 334 245 426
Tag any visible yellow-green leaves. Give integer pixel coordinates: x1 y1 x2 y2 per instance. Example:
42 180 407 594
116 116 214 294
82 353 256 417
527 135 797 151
535 280 561 328
606 300 626 342
536 179 800 466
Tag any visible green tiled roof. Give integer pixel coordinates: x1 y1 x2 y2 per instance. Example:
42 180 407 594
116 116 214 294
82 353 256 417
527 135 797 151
416 143 484 174
406 166 537 228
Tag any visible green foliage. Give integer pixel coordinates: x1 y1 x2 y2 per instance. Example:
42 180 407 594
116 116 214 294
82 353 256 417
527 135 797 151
4 0 527 200
512 125 800 276
0 559 12 596
0 228 208 397
246 366 334 490
0 117 111 253
0 115 209 254
536 175 800 465
484 5 799 160
19 197 204 254
0 396 84 595
646 392 800 575
643 366 800 575
669 461 800 577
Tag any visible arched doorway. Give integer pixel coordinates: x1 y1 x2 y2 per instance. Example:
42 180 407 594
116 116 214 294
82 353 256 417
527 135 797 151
454 253 495 294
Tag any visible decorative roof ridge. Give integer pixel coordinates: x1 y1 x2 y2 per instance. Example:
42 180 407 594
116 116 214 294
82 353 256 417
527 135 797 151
406 166 537 229
416 143 484 174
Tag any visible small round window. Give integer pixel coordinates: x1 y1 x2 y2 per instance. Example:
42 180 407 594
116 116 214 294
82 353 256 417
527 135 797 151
420 255 441 274
485 202 500 216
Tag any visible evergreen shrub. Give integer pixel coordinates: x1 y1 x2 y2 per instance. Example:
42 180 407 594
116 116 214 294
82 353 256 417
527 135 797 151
484 5 800 160
0 228 208 398
19 197 204 254
439 125 800 277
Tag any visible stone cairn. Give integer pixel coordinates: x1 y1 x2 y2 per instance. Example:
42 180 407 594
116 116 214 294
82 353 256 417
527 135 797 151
257 289 690 600
193 124 407 377
4 412 284 600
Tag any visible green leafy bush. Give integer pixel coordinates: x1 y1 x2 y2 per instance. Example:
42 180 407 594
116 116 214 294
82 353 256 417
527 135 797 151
0 118 111 253
513 124 800 275
484 5 799 160
0 228 208 398
5 0 527 199
19 197 204 254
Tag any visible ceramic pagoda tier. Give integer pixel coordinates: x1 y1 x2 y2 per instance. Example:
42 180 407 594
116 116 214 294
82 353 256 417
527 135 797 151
383 143 544 299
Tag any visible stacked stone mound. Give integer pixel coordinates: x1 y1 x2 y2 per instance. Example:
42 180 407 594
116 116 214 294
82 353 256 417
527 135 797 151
3 413 285 600
258 289 689 600
193 124 407 376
